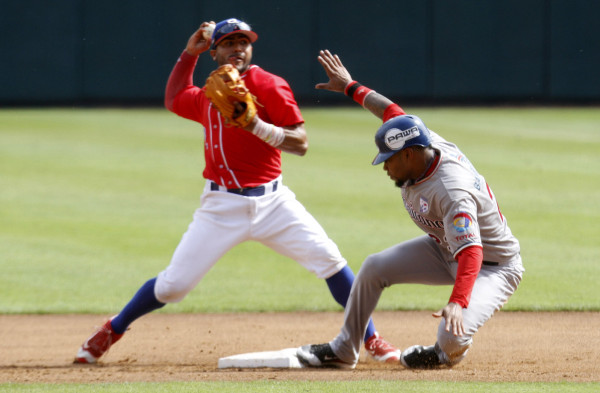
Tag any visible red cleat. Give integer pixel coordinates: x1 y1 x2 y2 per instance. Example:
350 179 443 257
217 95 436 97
74 317 124 364
365 332 400 363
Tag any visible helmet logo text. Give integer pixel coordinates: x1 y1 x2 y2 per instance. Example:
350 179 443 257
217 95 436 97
384 126 420 150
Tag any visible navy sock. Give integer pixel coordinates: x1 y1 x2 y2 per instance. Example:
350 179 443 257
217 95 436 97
110 277 165 334
325 265 376 342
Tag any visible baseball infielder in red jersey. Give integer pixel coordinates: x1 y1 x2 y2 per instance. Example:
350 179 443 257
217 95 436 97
74 19 399 364
297 50 525 369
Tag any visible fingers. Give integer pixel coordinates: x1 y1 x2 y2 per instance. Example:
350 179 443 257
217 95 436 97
317 51 334 73
321 50 345 71
445 316 453 334
445 316 463 336
316 49 352 93
433 308 457 335
319 50 343 69
319 49 333 62
332 53 343 67
451 319 465 336
318 50 336 67
433 306 465 336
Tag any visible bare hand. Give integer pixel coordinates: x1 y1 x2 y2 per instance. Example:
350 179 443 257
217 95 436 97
433 302 465 337
315 50 353 92
186 21 215 56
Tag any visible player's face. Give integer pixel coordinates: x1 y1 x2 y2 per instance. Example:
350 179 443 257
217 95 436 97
211 34 253 74
383 149 411 187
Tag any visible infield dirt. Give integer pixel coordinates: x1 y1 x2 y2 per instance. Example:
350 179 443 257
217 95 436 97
1 311 598 383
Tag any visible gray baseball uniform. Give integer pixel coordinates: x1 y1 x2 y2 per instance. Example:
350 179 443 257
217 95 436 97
331 130 524 365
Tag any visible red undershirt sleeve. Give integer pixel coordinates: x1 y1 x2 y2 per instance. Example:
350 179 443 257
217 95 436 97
383 103 406 122
449 245 484 308
164 50 198 111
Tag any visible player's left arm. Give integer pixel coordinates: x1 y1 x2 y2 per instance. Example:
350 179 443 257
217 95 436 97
243 118 308 156
275 123 308 156
240 72 308 156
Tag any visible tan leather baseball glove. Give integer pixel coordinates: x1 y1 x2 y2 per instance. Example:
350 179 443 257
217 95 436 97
204 64 257 128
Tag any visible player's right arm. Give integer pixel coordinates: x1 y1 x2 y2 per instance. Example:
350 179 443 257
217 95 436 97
185 22 214 57
165 23 213 112
316 50 404 122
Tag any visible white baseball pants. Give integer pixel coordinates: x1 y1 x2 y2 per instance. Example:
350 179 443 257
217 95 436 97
155 178 347 303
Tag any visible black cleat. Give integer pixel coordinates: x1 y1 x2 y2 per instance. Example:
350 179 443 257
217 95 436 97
296 343 355 369
400 345 443 369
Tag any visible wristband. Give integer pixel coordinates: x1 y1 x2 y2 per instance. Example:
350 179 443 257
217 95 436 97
344 81 360 96
344 80 374 107
252 118 285 147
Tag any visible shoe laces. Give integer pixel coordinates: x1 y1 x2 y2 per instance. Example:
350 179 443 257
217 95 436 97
366 333 394 352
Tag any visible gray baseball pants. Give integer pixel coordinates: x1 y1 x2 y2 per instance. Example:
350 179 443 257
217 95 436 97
330 235 524 365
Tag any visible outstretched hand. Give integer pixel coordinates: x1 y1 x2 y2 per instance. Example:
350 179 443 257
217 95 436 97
315 50 353 92
186 21 215 56
433 302 465 337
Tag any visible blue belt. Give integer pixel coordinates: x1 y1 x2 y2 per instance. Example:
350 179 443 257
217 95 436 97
210 180 278 197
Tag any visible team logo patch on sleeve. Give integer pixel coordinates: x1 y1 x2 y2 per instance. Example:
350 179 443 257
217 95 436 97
452 213 472 233
452 212 478 242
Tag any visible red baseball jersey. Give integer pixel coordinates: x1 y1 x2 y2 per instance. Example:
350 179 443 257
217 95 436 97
171 58 303 188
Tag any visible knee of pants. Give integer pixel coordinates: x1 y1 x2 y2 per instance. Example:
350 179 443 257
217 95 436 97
154 274 194 304
436 323 473 366
357 254 389 287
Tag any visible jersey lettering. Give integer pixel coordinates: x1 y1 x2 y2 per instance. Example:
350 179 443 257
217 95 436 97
405 201 444 229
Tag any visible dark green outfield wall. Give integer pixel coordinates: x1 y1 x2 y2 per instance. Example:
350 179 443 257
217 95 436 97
1 0 598 105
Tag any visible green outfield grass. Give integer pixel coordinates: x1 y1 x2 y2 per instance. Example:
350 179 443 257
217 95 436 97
1 107 599 391
1 107 599 314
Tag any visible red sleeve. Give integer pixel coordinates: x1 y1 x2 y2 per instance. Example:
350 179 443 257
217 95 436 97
164 50 199 111
249 70 303 127
449 245 483 308
383 103 406 122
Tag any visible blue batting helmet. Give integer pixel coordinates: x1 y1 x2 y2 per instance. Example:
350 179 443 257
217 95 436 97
211 18 258 49
372 115 432 165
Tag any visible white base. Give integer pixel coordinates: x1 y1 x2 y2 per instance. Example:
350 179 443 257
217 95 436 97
218 347 305 369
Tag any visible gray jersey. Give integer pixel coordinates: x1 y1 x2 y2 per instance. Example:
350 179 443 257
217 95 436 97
332 131 524 367
401 131 520 263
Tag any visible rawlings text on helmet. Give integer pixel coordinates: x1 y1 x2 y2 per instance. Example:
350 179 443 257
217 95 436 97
384 126 420 150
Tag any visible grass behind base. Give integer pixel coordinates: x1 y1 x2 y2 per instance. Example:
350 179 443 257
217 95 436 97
1 107 599 313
